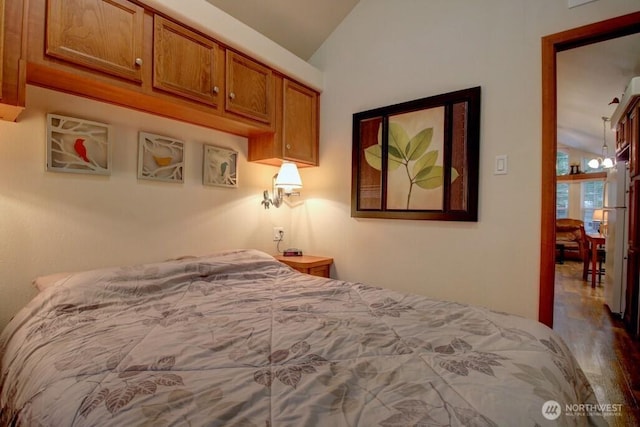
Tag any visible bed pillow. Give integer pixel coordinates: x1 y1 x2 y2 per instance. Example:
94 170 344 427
33 272 74 292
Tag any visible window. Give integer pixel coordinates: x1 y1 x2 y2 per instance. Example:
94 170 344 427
582 180 604 233
556 152 569 218
557 183 569 218
557 151 569 175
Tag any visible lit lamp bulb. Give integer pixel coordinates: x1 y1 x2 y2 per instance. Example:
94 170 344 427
601 157 614 168
274 162 302 195
261 162 303 209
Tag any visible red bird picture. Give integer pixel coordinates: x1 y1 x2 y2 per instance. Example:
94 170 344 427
74 138 90 163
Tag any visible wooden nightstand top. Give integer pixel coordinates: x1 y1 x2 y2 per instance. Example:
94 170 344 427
274 255 334 278
274 255 333 269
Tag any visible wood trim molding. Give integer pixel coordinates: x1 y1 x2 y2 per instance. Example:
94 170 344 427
1 0 5 100
540 11 640 327
556 172 607 182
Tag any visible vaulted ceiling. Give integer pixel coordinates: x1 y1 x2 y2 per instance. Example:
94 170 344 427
206 0 640 156
558 33 640 156
204 0 360 61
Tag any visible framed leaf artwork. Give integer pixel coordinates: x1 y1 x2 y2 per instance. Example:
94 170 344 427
138 132 185 183
46 113 112 175
351 87 480 221
203 145 238 188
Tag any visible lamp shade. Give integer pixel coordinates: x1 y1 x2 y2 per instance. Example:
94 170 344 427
592 209 604 222
274 162 302 193
601 157 614 169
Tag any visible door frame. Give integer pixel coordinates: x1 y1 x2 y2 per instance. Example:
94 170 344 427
539 11 640 327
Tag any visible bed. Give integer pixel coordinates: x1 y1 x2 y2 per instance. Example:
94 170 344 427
0 249 604 426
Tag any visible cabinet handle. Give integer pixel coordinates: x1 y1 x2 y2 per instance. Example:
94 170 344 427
286 144 291 150
229 92 236 100
134 58 143 66
213 86 219 94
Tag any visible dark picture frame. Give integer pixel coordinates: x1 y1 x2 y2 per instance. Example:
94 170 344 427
351 86 480 221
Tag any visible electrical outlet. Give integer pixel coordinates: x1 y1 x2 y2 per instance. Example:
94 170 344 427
273 227 284 241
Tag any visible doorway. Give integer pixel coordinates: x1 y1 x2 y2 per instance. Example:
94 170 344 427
540 11 640 327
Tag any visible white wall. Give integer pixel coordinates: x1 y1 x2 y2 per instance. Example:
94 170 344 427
2 0 639 329
0 86 289 329
297 0 640 320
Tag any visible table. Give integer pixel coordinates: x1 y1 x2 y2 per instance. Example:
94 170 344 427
585 233 606 288
274 255 333 278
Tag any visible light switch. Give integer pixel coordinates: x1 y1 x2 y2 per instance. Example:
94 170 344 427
494 155 508 175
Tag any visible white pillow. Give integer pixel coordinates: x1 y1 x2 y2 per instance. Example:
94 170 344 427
33 272 74 292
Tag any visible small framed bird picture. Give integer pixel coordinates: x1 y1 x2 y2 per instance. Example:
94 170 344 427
137 132 185 183
203 145 238 188
46 113 112 175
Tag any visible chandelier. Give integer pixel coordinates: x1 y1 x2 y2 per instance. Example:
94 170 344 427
587 116 614 169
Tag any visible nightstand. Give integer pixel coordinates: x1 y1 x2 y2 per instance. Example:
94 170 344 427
274 255 333 278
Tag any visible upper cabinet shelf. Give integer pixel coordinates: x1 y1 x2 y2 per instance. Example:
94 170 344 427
3 0 320 166
556 172 607 182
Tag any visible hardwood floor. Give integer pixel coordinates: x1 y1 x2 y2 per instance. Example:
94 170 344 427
553 260 640 426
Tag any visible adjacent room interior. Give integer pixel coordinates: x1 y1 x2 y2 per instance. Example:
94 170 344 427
552 31 640 425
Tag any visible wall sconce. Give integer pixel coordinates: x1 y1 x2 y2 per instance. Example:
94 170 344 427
261 162 302 209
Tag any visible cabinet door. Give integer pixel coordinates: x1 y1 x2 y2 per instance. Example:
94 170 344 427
283 79 318 164
225 51 273 124
46 0 144 82
625 248 639 337
628 179 640 337
0 0 25 121
629 180 639 249
153 15 222 108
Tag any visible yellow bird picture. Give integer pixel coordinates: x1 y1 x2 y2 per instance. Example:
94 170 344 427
153 156 172 167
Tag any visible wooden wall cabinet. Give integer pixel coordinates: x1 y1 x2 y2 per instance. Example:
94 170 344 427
16 0 319 155
46 0 145 83
616 96 640 338
25 0 275 134
616 115 629 161
282 78 319 164
225 51 273 124
153 15 222 110
0 0 25 121
249 76 319 166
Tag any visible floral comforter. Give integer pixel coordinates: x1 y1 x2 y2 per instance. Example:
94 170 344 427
0 249 603 426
